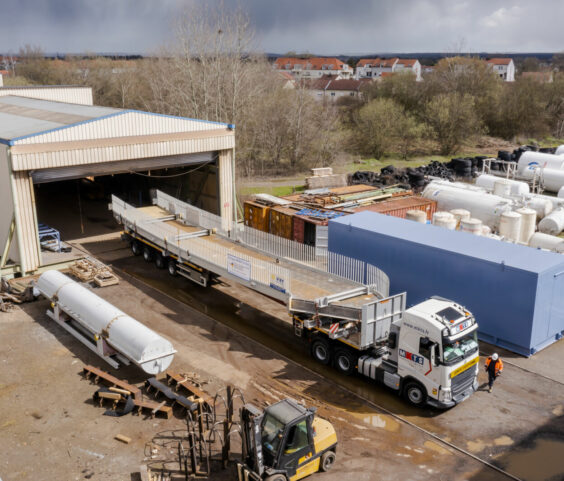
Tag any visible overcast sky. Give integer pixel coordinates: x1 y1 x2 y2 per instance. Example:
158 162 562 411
1 0 562 55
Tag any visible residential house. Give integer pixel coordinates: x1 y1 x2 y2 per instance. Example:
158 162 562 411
273 57 353 79
307 78 371 101
356 57 421 81
278 71 296 89
486 58 515 82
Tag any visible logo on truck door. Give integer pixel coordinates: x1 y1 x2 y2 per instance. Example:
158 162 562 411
399 349 424 366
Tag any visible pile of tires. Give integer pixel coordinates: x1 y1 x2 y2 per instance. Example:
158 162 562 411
450 157 473 177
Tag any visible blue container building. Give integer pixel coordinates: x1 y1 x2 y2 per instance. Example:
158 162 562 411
328 211 564 356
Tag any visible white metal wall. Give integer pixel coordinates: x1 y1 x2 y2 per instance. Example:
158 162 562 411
13 111 228 145
0 145 15 265
0 87 93 105
219 149 235 231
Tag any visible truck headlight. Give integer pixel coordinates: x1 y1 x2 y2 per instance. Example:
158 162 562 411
439 388 452 402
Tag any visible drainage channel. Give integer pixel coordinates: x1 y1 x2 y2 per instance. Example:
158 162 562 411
112 263 525 481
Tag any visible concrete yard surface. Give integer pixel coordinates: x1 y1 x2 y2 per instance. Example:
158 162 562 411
1 252 564 480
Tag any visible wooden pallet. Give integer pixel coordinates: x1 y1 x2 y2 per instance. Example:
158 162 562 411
165 371 213 410
82 365 141 399
70 258 119 287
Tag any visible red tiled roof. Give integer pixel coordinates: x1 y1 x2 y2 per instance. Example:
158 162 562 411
396 58 418 66
380 57 399 67
306 78 370 91
357 58 381 67
278 71 295 81
381 72 395 77
274 57 350 71
487 58 512 65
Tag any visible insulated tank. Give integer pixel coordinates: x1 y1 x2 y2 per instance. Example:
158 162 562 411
406 210 427 223
538 209 564 235
450 209 471 227
475 174 529 196
555 145 564 156
36 270 176 374
499 211 522 242
539 168 564 193
520 195 554 219
460 218 483 235
515 207 536 244
432 211 457 230
517 151 564 173
558 186 564 198
529 232 564 253
422 181 515 229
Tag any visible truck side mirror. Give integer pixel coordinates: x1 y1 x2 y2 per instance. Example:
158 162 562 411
431 343 439 367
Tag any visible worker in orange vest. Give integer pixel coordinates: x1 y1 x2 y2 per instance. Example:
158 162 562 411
485 353 503 393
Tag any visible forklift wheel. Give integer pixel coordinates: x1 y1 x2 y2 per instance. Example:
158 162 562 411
320 450 336 472
265 475 286 481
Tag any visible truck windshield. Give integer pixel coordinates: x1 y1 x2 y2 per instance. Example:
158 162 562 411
443 331 478 364
261 413 285 455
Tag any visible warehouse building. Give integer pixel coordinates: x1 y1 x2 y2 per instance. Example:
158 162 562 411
329 211 564 356
0 87 235 277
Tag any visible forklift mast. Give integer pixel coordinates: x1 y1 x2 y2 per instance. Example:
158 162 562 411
240 403 265 476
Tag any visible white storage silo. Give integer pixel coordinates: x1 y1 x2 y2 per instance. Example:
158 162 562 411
517 151 564 173
538 209 564 235
499 211 522 242
515 208 536 244
460 218 483 235
406 210 427 223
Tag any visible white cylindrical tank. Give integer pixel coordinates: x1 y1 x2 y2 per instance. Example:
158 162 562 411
460 217 483 235
493 180 512 196
475 174 530 196
406 210 427 223
433 211 457 230
538 209 564 235
422 181 515 229
499 211 522 242
430 179 487 193
518 151 564 173
515 207 536 244
539 168 564 193
520 195 553 219
36 270 175 375
450 209 471 227
529 232 564 252
558 186 564 198
481 225 492 236
555 145 564 156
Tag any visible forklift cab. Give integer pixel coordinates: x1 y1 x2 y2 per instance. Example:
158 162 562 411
239 398 337 481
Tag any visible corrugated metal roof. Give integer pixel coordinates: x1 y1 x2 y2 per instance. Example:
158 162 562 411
0 95 121 142
330 211 564 274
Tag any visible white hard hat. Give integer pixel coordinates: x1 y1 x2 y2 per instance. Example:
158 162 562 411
492 353 499 361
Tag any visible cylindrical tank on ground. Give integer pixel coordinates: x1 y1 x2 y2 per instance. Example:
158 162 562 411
406 210 427 223
493 180 512 196
450 208 471 225
460 217 483 235
429 179 487 193
515 207 536 244
555 145 564 156
538 209 564 235
539 168 564 193
422 181 515 229
475 174 530 196
520 195 553 219
558 186 564 198
36 270 176 374
499 211 522 242
432 211 457 230
481 225 492 236
517 151 564 173
529 232 564 253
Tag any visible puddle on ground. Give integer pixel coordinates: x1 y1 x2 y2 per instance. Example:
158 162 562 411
350 412 401 432
501 438 564 481
423 440 450 455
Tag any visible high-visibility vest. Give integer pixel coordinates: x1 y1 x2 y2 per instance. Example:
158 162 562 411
485 357 504 376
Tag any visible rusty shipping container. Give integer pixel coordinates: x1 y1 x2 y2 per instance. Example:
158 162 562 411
269 205 295 239
293 208 348 245
243 200 270 232
350 196 437 220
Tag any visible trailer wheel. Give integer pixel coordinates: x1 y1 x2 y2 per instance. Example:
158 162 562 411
334 349 357 376
265 474 286 481
403 382 427 406
155 254 166 269
143 246 154 262
167 259 178 276
311 338 331 365
131 240 142 256
320 450 336 472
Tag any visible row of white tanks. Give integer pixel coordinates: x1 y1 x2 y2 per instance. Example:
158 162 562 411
420 175 564 253
517 150 564 195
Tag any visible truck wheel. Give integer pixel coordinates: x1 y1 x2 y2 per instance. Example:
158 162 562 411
265 475 286 481
320 450 336 472
131 240 142 256
404 382 427 406
143 246 153 262
155 254 166 269
334 349 357 376
168 259 178 276
311 338 331 365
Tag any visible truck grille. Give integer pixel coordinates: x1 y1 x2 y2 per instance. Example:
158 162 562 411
451 366 475 396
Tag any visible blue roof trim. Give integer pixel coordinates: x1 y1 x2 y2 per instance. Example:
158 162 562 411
3 109 233 146
5 110 132 145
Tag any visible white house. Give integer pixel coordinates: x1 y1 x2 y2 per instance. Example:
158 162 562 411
486 58 515 82
307 78 371 101
356 57 421 81
273 57 353 79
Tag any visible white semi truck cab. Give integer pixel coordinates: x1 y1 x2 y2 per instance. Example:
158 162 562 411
295 293 479 409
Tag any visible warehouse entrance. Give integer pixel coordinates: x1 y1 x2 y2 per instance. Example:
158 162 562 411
32 158 219 261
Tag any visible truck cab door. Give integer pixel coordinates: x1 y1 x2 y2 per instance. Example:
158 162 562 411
277 417 316 480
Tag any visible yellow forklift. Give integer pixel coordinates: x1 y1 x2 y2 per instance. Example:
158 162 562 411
237 398 337 481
